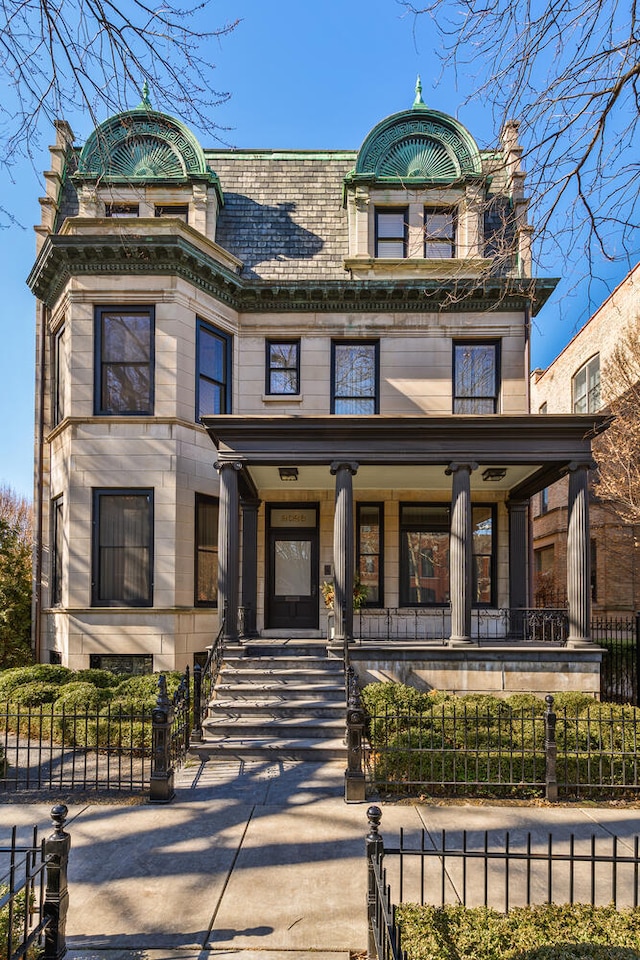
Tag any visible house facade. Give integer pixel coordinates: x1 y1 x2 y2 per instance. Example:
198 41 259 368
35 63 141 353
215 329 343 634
531 263 640 618
29 85 605 688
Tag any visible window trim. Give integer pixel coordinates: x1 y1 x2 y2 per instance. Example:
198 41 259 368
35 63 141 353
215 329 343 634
91 488 154 608
196 318 232 420
356 502 384 608
331 340 380 414
572 354 601 413
424 206 456 258
94 306 155 416
375 207 408 258
195 493 219 608
265 339 301 396
452 340 500 414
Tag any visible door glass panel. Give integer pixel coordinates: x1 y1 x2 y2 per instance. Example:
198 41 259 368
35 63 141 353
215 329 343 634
274 539 311 596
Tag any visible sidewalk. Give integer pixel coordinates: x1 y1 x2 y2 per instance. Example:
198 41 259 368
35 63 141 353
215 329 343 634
2 759 640 960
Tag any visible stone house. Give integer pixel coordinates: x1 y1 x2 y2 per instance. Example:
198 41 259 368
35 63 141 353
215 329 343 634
29 84 606 694
531 263 640 618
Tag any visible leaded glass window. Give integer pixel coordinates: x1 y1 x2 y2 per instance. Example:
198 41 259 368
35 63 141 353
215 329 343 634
453 342 499 414
331 341 379 414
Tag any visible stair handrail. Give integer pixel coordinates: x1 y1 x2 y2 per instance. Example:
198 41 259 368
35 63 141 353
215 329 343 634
345 661 367 801
191 612 226 743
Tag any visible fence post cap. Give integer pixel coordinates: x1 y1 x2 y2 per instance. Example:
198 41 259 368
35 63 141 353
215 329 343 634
545 694 555 709
50 804 68 834
367 805 382 835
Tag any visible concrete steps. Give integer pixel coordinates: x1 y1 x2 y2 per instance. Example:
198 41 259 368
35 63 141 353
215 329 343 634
192 639 347 761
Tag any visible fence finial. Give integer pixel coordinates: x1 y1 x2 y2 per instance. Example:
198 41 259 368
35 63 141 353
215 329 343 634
50 803 68 837
367 805 382 841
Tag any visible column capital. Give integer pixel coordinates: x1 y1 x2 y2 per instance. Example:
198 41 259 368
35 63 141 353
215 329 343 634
214 460 243 473
445 461 478 476
567 459 597 474
507 498 529 513
330 461 359 476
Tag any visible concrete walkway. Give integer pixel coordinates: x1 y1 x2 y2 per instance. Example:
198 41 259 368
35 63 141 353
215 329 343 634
2 759 640 960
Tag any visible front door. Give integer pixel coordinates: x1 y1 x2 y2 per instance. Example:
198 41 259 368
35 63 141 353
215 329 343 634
266 504 319 630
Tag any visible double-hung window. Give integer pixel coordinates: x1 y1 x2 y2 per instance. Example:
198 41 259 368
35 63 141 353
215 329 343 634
95 307 154 415
266 340 300 395
331 341 379 414
195 494 219 606
375 208 407 258
453 342 499 413
572 355 600 413
424 207 455 258
92 489 153 607
196 320 232 418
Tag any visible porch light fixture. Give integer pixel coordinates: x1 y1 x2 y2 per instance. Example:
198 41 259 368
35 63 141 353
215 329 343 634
279 467 299 482
482 468 507 482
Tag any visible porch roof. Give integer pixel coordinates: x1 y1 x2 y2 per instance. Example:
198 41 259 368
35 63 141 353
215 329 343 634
202 413 611 500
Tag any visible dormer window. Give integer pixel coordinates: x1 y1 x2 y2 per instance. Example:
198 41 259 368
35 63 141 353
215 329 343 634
105 204 139 218
375 208 407 258
155 205 189 223
424 207 455 258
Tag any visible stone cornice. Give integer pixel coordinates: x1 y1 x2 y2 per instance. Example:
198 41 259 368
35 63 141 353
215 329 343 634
28 232 559 315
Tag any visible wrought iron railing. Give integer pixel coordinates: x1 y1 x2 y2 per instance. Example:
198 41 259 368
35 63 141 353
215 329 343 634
192 614 226 742
366 806 640 960
352 607 569 642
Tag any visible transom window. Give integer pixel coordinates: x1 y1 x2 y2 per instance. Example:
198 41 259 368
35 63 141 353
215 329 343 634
95 307 154 415
453 342 499 414
572 355 600 413
105 204 139 217
197 320 232 419
92 490 153 607
375 208 407 258
331 341 379 414
424 208 455 258
266 340 300 395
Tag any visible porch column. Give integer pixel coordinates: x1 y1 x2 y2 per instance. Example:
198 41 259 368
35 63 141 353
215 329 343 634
331 461 359 644
566 461 594 647
446 461 477 645
240 497 261 638
215 460 242 643
507 499 529 639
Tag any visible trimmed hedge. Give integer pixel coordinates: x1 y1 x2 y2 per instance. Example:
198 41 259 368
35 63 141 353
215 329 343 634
396 902 640 960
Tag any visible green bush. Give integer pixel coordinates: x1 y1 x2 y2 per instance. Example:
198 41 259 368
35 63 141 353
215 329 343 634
9 681 60 706
54 681 113 713
553 691 599 713
396 902 640 960
73 668 121 689
0 664 73 699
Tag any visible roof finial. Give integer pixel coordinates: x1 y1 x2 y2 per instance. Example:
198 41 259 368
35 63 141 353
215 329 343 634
413 75 426 109
137 80 152 110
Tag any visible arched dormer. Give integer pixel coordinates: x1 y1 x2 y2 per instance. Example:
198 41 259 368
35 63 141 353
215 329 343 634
73 85 223 238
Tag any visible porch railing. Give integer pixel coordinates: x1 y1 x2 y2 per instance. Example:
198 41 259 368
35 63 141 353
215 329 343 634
352 607 569 642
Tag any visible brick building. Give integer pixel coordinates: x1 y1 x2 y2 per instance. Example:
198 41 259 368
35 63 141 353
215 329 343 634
531 263 640 617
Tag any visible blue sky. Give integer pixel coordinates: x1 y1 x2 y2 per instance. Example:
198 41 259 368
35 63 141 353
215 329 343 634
0 0 634 497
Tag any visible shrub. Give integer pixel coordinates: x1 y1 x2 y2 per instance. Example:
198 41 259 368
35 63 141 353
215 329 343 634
0 664 73 699
553 691 598 713
73 668 121 689
54 682 112 713
8 682 60 706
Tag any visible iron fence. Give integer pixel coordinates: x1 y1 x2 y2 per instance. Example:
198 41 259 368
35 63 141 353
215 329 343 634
356 695 640 800
192 615 225 742
366 806 640 960
594 614 640 704
353 607 569 643
0 805 70 960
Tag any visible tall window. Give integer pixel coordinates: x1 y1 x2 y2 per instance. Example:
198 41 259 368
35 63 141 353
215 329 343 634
540 487 549 515
92 490 153 606
331 341 379 414
453 342 499 413
266 340 300 395
51 496 63 606
424 208 455 258
400 503 495 606
375 208 407 258
357 503 383 606
95 307 154 415
572 355 600 413
197 320 232 419
195 494 218 606
53 325 65 426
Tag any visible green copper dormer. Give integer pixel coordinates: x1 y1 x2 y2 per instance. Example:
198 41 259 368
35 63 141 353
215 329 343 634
74 91 223 204
346 92 483 187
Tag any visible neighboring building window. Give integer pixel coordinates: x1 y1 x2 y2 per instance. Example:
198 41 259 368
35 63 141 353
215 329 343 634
540 487 549 515
453 342 499 413
95 307 154 415
51 496 63 606
538 402 548 415
89 654 153 675
400 504 450 605
266 340 300 395
357 503 383 607
591 538 598 602
92 490 153 606
155 205 189 222
331 341 379 414
53 325 65 426
105 204 139 217
534 544 557 606
472 505 495 606
195 494 218 606
196 319 232 418
375 208 407 258
572 355 601 413
424 208 455 258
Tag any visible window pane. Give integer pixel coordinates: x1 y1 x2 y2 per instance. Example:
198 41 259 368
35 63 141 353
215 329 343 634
196 496 218 605
199 378 224 417
334 398 376 414
333 343 377 413
95 493 152 605
98 311 152 414
377 240 405 258
472 506 493 604
403 530 449 604
425 212 454 239
274 539 311 596
268 342 299 394
358 504 382 606
455 345 496 398
377 212 405 238
104 364 151 413
197 322 230 418
199 328 225 381
424 242 452 259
